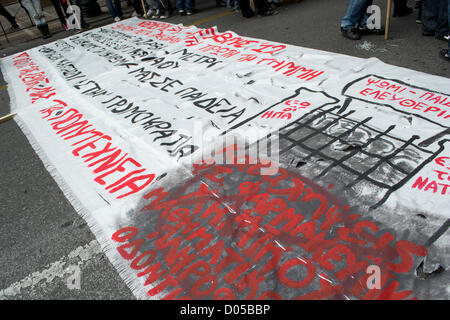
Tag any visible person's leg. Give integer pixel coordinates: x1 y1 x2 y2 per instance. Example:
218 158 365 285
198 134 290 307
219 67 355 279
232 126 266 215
176 0 185 13
435 0 448 39
21 0 39 25
341 0 369 30
186 0 195 14
133 0 144 15
160 0 172 16
105 0 119 18
439 0 450 61
421 0 437 35
0 4 19 27
115 0 123 17
357 0 373 28
50 0 67 26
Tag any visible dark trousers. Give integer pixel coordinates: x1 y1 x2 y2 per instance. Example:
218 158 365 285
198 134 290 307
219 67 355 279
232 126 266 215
50 0 68 26
0 4 19 27
422 0 448 37
133 0 145 15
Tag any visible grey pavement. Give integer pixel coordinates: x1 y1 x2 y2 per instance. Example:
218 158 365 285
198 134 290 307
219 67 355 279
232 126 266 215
0 0 449 300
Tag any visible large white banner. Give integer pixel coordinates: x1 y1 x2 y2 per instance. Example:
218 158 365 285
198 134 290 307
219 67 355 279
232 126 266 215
1 18 449 300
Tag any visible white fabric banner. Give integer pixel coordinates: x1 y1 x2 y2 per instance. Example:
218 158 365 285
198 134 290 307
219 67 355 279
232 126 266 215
1 18 449 300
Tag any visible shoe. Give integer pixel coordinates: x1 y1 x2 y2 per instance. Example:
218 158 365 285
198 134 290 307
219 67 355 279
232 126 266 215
358 26 385 35
445 35 450 41
44 23 52 38
152 9 160 18
258 9 278 16
131 10 138 17
160 12 170 19
178 9 186 16
147 9 156 16
439 49 450 62
341 27 361 40
37 24 51 39
186 11 194 15
114 16 121 22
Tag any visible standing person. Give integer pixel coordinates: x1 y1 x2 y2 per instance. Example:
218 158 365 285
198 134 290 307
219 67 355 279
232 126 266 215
439 0 450 61
105 0 123 21
421 0 448 41
50 0 69 30
19 0 51 38
0 3 20 31
340 0 384 40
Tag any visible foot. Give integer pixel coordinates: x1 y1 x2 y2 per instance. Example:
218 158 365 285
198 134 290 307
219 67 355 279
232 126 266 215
439 49 450 62
341 27 361 40
152 9 160 18
358 26 385 35
160 11 170 19
259 10 279 16
114 16 121 22
186 11 194 15
178 9 186 16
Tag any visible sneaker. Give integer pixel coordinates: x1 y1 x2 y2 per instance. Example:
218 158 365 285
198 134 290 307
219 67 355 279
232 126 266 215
160 12 170 19
114 16 121 22
147 9 156 16
186 11 194 15
358 26 385 35
439 49 450 62
178 9 186 16
152 9 160 18
445 35 450 41
341 27 361 40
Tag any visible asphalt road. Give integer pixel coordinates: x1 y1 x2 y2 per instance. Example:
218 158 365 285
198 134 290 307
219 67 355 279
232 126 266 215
0 0 448 300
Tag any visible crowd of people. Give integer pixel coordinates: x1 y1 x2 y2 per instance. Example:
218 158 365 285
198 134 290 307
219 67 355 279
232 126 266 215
0 0 448 61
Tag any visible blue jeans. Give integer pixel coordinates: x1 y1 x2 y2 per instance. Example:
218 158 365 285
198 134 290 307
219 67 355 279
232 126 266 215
20 0 46 26
341 0 373 30
422 0 448 38
105 0 123 18
176 0 195 12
